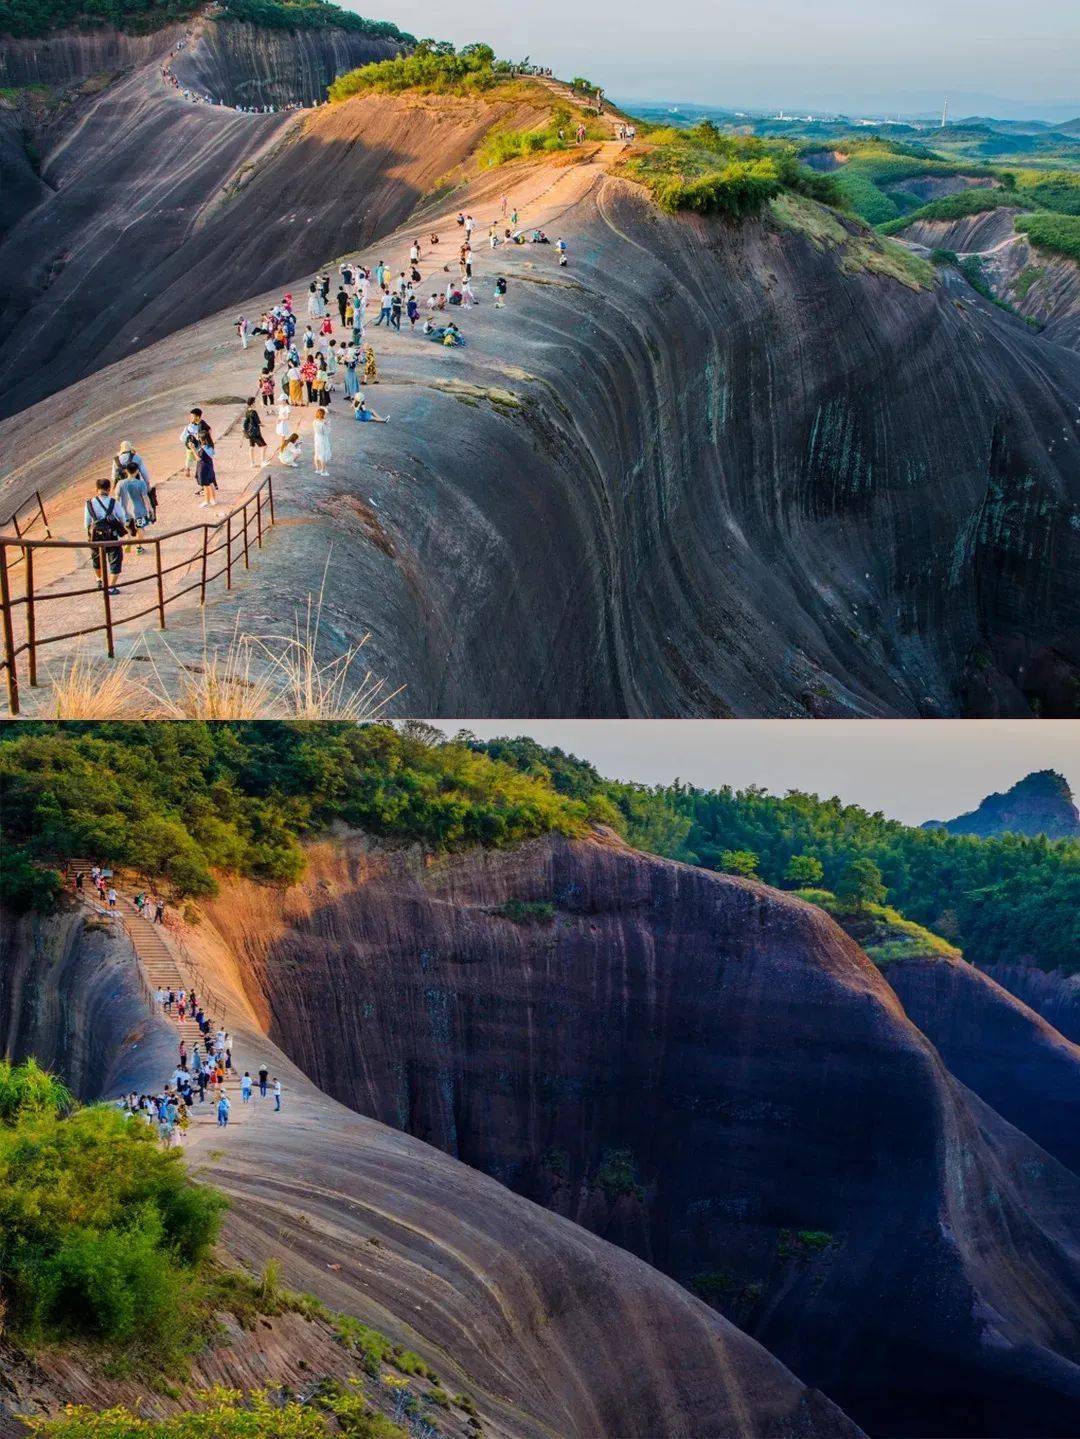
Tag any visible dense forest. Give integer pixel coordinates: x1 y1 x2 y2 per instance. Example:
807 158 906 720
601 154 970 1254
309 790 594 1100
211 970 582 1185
0 723 1074 974
0 0 412 41
475 737 1080 973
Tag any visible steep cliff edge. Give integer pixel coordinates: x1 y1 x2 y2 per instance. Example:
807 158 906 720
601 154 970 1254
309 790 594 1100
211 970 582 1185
0 53 548 417
2 159 1078 718
202 834 1080 1439
0 900 176 1097
0 896 859 1439
882 951 1080 1173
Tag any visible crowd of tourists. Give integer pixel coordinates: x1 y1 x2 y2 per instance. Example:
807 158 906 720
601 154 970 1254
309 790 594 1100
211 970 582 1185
78 159 573 593
73 864 166 922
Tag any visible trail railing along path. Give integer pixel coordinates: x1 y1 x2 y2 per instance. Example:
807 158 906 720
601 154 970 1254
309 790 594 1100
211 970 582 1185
0 475 276 714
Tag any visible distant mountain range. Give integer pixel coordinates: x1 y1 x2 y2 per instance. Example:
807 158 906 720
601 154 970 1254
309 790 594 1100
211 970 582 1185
924 770 1080 840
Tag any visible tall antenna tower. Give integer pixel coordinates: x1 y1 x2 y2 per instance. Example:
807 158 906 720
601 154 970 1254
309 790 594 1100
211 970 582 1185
940 96 948 128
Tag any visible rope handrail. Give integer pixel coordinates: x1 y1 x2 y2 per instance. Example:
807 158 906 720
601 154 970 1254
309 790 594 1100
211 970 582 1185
0 473 275 714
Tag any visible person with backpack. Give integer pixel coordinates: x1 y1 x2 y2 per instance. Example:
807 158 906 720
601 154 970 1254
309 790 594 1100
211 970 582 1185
84 477 128 595
258 1063 269 1098
242 397 268 467
115 459 156 551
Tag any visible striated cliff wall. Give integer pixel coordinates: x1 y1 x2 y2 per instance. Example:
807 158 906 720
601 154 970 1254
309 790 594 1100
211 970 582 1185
0 884 862 1439
983 961 1080 1043
0 23 186 85
170 17 404 107
0 901 176 1098
203 834 1080 1439
884 952 1080 1172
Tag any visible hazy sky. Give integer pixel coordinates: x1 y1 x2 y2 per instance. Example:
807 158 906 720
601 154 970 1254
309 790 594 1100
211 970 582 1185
367 0 1079 118
429 721 1080 826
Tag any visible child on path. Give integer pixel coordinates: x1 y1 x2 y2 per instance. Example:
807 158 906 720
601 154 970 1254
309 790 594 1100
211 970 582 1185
241 1072 253 1103
273 1078 282 1112
217 1093 231 1127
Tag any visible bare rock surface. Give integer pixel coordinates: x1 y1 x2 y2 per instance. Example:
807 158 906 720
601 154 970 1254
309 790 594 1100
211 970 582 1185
201 834 1080 1439
0 890 861 1439
883 950 1080 1172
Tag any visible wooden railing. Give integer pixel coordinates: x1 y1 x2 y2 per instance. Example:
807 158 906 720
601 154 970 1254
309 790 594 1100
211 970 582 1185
3 490 51 562
0 475 275 714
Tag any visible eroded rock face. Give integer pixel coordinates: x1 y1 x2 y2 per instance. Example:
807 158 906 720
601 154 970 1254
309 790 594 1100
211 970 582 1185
983 962 1080 1044
205 835 1080 1439
883 952 1080 1172
169 18 402 108
0 895 862 1439
0 902 175 1097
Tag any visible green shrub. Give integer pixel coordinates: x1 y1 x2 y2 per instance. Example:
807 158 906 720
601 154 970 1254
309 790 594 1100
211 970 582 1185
1015 211 1080 263
498 899 555 924
330 40 505 101
21 1382 408 1437
0 844 62 914
594 1148 644 1202
0 0 412 40
0 723 590 901
0 1064 223 1366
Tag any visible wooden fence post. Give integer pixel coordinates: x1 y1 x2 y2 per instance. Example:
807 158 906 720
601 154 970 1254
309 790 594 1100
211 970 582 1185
256 487 263 548
0 542 19 715
154 540 166 629
24 545 37 687
200 527 209 605
267 474 275 525
225 515 232 590
242 501 250 569
99 547 115 658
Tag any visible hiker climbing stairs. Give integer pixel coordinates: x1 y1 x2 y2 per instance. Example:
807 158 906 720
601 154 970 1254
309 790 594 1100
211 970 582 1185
65 857 237 1089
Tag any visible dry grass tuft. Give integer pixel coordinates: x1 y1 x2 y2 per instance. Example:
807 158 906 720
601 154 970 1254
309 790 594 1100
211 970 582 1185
43 648 146 718
144 617 279 720
248 572 403 720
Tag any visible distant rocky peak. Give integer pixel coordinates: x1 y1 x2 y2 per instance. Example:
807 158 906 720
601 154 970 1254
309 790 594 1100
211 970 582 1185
924 769 1079 839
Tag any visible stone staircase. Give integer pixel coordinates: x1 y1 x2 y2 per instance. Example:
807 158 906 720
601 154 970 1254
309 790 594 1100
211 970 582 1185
64 857 236 1089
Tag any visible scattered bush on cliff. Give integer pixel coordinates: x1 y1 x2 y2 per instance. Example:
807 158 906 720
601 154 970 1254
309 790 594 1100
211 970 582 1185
21 1383 407 1438
329 39 510 101
478 104 606 167
1015 211 1080 263
0 1060 224 1365
877 184 1018 235
471 737 1080 973
621 122 842 220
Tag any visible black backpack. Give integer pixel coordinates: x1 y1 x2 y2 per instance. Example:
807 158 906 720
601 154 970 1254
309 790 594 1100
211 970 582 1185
88 497 125 543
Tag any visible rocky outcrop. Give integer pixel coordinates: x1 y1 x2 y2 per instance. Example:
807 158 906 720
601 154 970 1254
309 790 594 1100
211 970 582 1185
0 23 187 86
0 901 176 1098
170 17 404 108
884 174 1000 204
0 66 547 417
1 99 1078 717
924 768 1080 837
883 952 1080 1172
983 962 1080 1044
898 205 1022 253
204 835 1080 1439
895 208 1080 351
0 885 859 1439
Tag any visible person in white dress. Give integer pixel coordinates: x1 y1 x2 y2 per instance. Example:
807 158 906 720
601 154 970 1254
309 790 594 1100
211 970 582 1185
275 402 291 438
312 407 332 475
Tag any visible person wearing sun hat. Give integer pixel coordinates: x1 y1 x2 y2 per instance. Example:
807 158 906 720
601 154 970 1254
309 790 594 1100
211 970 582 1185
113 439 155 548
